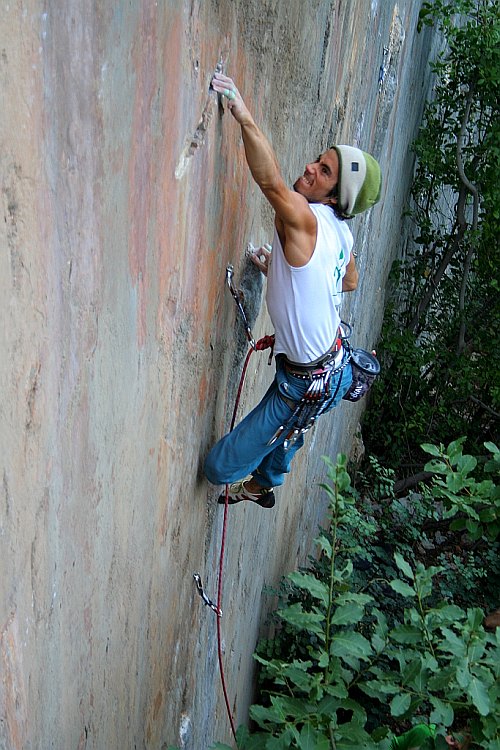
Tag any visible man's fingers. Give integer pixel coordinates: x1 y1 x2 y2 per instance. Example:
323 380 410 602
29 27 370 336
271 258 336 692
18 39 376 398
211 72 237 95
248 244 271 276
249 254 265 271
212 72 234 86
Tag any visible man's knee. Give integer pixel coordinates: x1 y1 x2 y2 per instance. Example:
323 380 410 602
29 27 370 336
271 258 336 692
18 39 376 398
204 447 223 485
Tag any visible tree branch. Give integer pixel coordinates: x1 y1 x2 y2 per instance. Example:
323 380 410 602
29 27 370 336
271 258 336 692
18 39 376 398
456 84 479 354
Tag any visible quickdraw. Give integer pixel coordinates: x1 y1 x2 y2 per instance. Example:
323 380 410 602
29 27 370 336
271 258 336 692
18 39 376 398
192 573 222 617
268 355 351 450
226 264 256 349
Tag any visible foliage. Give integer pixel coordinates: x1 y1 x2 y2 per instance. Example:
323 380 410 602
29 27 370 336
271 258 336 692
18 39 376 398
209 454 499 750
350 438 500 614
363 0 500 468
421 438 500 541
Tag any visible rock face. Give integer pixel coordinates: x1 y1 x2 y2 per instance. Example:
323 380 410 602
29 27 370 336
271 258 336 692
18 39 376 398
0 2 435 748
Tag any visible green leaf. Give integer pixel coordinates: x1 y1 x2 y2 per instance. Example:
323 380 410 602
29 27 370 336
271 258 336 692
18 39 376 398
482 740 500 750
249 703 286 728
427 666 456 691
335 592 374 607
390 692 411 716
359 679 400 696
265 728 300 749
317 649 329 668
439 627 466 657
272 696 312 720
330 631 373 661
467 607 485 631
390 624 423 644
421 442 442 457
282 661 315 691
425 459 449 474
324 682 349 699
242 731 274 750
278 603 325 639
446 471 465 493
331 602 365 625
288 571 329 606
389 579 416 597
394 552 414 580
456 658 472 689
484 441 499 455
402 658 424 688
447 437 466 462
429 696 454 726
316 535 332 557
432 603 465 624
335 721 373 745
467 675 491 716
298 723 330 750
457 453 477 474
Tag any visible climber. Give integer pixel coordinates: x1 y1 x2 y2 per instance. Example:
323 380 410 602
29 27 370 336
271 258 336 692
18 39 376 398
204 71 382 508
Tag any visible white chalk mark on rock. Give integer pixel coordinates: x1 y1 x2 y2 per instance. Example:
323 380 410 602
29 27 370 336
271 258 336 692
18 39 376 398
175 90 217 180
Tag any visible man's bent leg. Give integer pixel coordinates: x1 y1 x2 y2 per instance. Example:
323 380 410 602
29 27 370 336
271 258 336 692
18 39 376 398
253 361 353 487
204 378 295 488
252 432 305 488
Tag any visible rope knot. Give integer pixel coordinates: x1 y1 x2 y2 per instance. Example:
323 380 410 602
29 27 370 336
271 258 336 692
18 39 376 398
256 334 275 352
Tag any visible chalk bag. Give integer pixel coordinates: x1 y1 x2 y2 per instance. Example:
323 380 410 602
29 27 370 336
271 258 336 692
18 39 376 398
342 348 380 402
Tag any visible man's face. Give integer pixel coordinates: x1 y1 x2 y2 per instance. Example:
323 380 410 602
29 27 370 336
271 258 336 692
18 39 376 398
293 148 339 205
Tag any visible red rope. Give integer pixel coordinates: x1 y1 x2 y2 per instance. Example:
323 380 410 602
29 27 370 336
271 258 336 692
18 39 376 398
215 335 274 745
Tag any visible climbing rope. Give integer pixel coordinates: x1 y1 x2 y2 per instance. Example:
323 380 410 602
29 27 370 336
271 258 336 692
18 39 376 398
216 334 274 744
192 262 274 745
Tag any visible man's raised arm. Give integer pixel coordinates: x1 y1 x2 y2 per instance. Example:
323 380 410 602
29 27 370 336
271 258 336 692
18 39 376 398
210 72 312 233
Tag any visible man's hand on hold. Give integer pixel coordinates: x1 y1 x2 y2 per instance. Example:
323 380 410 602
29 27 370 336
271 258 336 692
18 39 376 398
211 72 251 125
248 244 272 276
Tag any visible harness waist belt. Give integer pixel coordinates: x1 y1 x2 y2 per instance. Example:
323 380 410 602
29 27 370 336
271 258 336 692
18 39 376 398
282 331 344 377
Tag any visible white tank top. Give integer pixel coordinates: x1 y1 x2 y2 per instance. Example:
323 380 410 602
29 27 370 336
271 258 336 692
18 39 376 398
266 203 353 363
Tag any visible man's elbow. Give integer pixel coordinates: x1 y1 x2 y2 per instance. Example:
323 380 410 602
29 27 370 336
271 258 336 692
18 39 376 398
342 274 359 292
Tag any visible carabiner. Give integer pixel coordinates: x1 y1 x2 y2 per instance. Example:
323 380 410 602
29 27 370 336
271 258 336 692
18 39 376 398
226 265 256 349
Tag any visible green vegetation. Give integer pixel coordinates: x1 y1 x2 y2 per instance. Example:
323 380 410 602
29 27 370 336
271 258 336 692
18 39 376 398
208 450 499 749
363 0 500 469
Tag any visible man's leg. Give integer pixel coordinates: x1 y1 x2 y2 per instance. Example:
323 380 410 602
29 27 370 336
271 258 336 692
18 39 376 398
251 361 353 487
204 358 352 494
204 377 294 487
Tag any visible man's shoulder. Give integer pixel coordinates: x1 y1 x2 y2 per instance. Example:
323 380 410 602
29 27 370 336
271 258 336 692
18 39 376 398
311 203 354 245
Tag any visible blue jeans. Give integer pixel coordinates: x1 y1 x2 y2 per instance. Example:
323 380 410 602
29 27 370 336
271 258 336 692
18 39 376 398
204 356 352 489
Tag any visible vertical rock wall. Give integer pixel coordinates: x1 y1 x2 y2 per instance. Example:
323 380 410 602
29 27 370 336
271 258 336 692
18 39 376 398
1 1 435 748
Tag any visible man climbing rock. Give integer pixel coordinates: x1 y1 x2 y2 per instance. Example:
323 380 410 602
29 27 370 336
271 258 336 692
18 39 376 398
204 71 382 508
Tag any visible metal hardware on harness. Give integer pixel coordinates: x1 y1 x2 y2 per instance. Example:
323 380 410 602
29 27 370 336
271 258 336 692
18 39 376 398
268 355 351 450
226 265 256 350
193 573 222 617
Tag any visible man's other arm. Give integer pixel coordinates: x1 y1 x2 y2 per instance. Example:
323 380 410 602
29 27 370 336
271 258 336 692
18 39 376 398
342 255 358 291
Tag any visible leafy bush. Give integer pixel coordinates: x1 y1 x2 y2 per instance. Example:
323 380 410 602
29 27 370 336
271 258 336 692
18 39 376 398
363 0 500 469
421 439 500 541
209 454 499 750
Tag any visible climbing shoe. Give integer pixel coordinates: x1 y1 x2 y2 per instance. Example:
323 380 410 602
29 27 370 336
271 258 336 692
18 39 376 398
218 480 275 509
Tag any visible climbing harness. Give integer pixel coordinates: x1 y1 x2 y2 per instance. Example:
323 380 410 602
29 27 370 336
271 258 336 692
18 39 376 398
267 327 351 450
268 352 350 450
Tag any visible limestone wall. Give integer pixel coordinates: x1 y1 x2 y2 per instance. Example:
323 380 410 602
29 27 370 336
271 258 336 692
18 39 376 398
0 2 435 748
